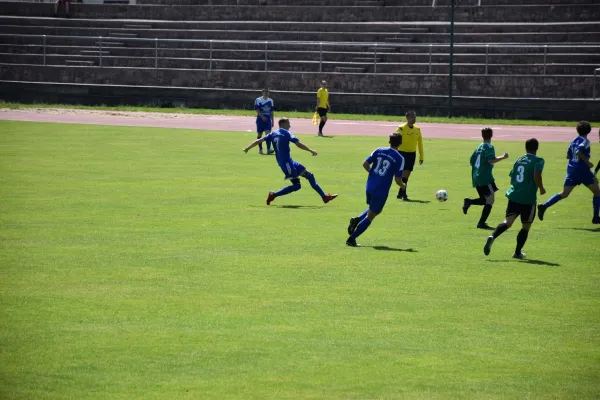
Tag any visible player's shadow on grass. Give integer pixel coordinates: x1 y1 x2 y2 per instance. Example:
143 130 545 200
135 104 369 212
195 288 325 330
364 245 417 252
558 227 600 233
486 259 560 267
274 205 323 209
400 199 431 204
317 135 335 139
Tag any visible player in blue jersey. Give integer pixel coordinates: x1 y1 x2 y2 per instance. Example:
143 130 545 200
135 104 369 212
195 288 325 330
346 133 405 247
254 88 275 155
242 118 338 205
538 121 600 224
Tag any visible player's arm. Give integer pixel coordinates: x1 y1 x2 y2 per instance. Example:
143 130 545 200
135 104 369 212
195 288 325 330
576 148 594 169
534 164 546 195
363 160 371 173
243 137 266 153
295 142 318 156
488 152 509 164
417 132 424 165
315 90 321 111
254 101 266 121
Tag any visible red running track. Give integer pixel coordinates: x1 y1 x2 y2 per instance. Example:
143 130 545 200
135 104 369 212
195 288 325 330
0 109 576 142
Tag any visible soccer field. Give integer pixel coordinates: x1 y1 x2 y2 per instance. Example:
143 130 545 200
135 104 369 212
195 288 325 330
1 121 598 399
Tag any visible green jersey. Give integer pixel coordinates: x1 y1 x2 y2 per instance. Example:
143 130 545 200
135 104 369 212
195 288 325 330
505 153 545 205
470 142 496 187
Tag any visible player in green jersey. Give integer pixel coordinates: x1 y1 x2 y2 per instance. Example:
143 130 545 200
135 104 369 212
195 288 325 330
463 127 509 229
484 138 546 259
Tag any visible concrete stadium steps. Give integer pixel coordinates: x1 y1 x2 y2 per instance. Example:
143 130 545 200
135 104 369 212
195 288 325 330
2 24 599 44
135 0 593 5
2 3 600 23
3 17 600 35
2 43 599 66
2 53 597 75
3 24 600 44
1 64 596 99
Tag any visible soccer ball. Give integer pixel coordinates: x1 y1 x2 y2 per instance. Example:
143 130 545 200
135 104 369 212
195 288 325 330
436 189 448 202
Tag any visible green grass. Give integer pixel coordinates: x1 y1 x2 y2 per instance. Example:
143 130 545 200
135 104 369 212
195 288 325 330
0 121 599 399
1 101 597 127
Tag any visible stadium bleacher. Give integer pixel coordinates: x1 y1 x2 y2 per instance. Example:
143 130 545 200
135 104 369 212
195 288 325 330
0 0 599 119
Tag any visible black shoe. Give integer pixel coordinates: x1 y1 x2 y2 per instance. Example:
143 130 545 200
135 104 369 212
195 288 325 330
346 237 360 247
462 198 470 215
537 204 546 221
348 217 360 235
593 216 600 224
402 195 410 201
512 252 527 260
477 222 493 230
483 235 494 256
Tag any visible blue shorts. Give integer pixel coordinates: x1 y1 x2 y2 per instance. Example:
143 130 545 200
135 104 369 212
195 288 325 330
564 168 596 187
279 160 306 180
256 117 272 133
366 191 388 214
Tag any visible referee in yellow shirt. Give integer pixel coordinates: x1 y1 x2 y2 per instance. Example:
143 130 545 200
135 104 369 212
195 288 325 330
396 110 424 200
316 80 330 137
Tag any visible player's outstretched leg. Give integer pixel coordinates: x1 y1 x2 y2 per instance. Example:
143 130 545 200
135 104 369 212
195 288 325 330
477 196 495 229
302 171 337 204
593 195 600 224
267 179 301 205
484 221 510 256
463 196 484 215
513 227 530 259
348 209 368 235
539 187 573 220
257 134 264 154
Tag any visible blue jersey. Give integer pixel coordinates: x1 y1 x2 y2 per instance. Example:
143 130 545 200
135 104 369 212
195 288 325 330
567 136 591 172
365 147 405 195
264 128 299 166
254 97 274 119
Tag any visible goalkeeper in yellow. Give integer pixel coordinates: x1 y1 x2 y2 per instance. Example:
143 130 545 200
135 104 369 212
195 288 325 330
395 110 424 200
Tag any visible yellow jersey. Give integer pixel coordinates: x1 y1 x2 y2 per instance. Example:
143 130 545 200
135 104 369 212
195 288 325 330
396 122 424 160
317 87 329 108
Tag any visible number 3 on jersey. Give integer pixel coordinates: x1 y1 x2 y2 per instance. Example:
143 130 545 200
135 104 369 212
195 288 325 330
515 165 525 183
373 157 391 177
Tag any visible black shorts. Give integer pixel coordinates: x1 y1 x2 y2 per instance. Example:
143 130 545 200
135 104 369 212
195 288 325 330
506 200 536 224
317 107 328 117
399 151 416 171
476 181 499 198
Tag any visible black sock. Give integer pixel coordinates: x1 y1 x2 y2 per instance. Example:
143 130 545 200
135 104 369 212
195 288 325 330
515 229 529 254
479 204 492 224
492 222 508 239
469 197 486 206
402 177 409 197
318 121 325 132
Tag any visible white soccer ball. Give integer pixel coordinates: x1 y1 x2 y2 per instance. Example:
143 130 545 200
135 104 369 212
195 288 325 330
436 189 448 202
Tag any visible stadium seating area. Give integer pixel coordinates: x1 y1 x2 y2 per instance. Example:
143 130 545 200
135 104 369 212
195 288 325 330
0 0 599 118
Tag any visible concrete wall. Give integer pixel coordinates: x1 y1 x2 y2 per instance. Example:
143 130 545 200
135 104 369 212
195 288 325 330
0 64 595 99
1 80 598 120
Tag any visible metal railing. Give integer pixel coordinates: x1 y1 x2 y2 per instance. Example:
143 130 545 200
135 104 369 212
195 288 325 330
2 34 599 76
595 68 600 100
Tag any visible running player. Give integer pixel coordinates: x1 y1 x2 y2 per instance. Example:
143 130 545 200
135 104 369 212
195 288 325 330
537 121 600 224
242 118 338 205
395 110 423 201
463 127 509 229
254 88 275 155
484 138 546 259
346 133 405 247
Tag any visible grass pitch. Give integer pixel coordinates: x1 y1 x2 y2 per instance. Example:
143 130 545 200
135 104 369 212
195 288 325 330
0 121 599 399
